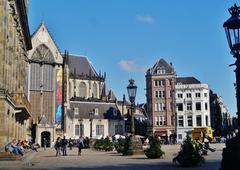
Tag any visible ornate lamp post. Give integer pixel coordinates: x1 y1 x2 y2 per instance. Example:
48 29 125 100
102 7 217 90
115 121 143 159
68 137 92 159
123 79 143 155
78 118 83 137
127 79 137 134
89 110 94 139
221 4 240 170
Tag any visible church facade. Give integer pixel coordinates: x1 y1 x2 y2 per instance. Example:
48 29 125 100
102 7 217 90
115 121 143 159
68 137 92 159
27 23 63 147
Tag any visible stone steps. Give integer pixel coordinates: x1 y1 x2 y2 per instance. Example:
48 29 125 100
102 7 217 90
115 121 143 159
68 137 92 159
0 152 19 161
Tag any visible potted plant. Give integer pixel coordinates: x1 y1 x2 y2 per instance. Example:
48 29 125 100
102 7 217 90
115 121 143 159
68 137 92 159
144 136 165 159
173 135 204 167
114 137 126 153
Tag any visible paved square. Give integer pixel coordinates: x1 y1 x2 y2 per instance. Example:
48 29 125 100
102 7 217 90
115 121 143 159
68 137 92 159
0 144 224 170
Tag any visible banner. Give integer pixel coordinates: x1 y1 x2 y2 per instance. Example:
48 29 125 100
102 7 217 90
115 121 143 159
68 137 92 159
56 68 62 123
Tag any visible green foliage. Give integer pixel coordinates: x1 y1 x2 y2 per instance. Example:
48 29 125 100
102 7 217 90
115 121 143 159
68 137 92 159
173 135 205 167
114 138 126 153
144 136 165 159
93 137 114 151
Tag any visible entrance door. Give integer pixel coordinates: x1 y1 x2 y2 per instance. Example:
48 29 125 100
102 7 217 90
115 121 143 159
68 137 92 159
41 131 50 147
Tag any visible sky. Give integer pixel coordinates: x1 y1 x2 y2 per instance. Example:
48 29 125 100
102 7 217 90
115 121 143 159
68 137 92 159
28 0 239 115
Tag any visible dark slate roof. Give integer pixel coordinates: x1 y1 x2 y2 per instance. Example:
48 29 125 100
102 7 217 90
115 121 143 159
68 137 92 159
68 101 122 120
176 77 201 84
67 55 98 77
147 58 174 75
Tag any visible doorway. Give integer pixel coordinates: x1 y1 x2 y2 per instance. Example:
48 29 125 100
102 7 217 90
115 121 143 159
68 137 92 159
41 131 50 147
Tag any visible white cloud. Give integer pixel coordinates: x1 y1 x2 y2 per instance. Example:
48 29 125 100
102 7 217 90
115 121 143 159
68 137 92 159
136 15 155 24
118 60 146 73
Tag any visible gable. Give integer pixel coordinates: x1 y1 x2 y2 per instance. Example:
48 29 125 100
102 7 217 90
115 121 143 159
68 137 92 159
28 22 63 64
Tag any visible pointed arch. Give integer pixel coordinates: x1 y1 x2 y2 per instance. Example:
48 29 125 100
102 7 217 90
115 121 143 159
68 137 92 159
93 82 98 98
31 44 55 63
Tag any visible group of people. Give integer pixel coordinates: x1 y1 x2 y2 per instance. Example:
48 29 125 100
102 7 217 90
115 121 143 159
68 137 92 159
5 139 40 157
54 136 87 157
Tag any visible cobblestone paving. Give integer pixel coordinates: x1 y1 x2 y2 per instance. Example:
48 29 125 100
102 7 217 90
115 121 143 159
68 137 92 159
0 143 225 170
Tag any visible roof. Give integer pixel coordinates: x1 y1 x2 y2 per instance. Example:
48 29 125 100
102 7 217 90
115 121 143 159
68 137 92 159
67 54 98 77
68 101 122 120
176 77 201 84
147 58 175 75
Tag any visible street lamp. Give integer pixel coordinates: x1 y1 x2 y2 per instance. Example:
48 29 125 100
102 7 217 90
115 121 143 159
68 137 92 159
78 118 83 137
123 79 143 155
89 110 94 139
127 79 137 134
221 3 240 170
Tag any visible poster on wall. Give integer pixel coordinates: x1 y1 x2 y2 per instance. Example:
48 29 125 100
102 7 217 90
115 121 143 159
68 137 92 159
56 68 63 123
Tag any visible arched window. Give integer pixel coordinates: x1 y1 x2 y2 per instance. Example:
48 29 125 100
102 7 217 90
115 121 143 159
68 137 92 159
30 44 55 91
93 82 98 98
79 82 86 98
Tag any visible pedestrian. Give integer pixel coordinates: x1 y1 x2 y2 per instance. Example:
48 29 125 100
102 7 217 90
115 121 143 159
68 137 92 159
54 137 61 157
61 136 68 156
43 138 47 151
68 138 73 150
78 136 84 156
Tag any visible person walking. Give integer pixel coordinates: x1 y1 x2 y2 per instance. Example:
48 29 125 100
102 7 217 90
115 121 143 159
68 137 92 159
78 136 84 156
61 136 68 156
68 138 73 150
54 137 61 157
43 138 47 151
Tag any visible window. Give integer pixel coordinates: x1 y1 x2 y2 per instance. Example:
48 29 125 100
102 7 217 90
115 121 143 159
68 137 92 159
93 83 98 98
94 108 99 116
187 115 193 126
96 125 104 136
196 115 202 126
169 102 172 111
205 115 209 126
169 79 172 86
195 93 201 98
155 91 158 98
155 117 159 126
160 103 165 111
79 82 86 98
178 134 182 140
159 91 165 98
205 102 208 110
159 116 166 126
155 103 158 111
75 124 80 136
80 124 84 136
74 107 79 115
177 103 183 111
186 102 192 111
155 81 158 87
178 116 184 127
157 67 166 74
204 93 208 97
196 102 201 111
169 90 172 97
186 93 191 98
160 80 165 86
177 93 183 98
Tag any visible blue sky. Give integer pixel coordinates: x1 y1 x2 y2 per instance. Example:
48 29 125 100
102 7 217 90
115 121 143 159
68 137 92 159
28 0 238 115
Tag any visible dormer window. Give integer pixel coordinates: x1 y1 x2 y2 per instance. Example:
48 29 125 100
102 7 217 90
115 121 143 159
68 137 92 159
157 67 166 74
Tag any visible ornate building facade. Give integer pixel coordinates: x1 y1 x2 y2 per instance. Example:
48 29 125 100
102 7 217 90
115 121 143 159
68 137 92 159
0 0 32 151
145 59 176 140
27 23 63 147
64 55 125 139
